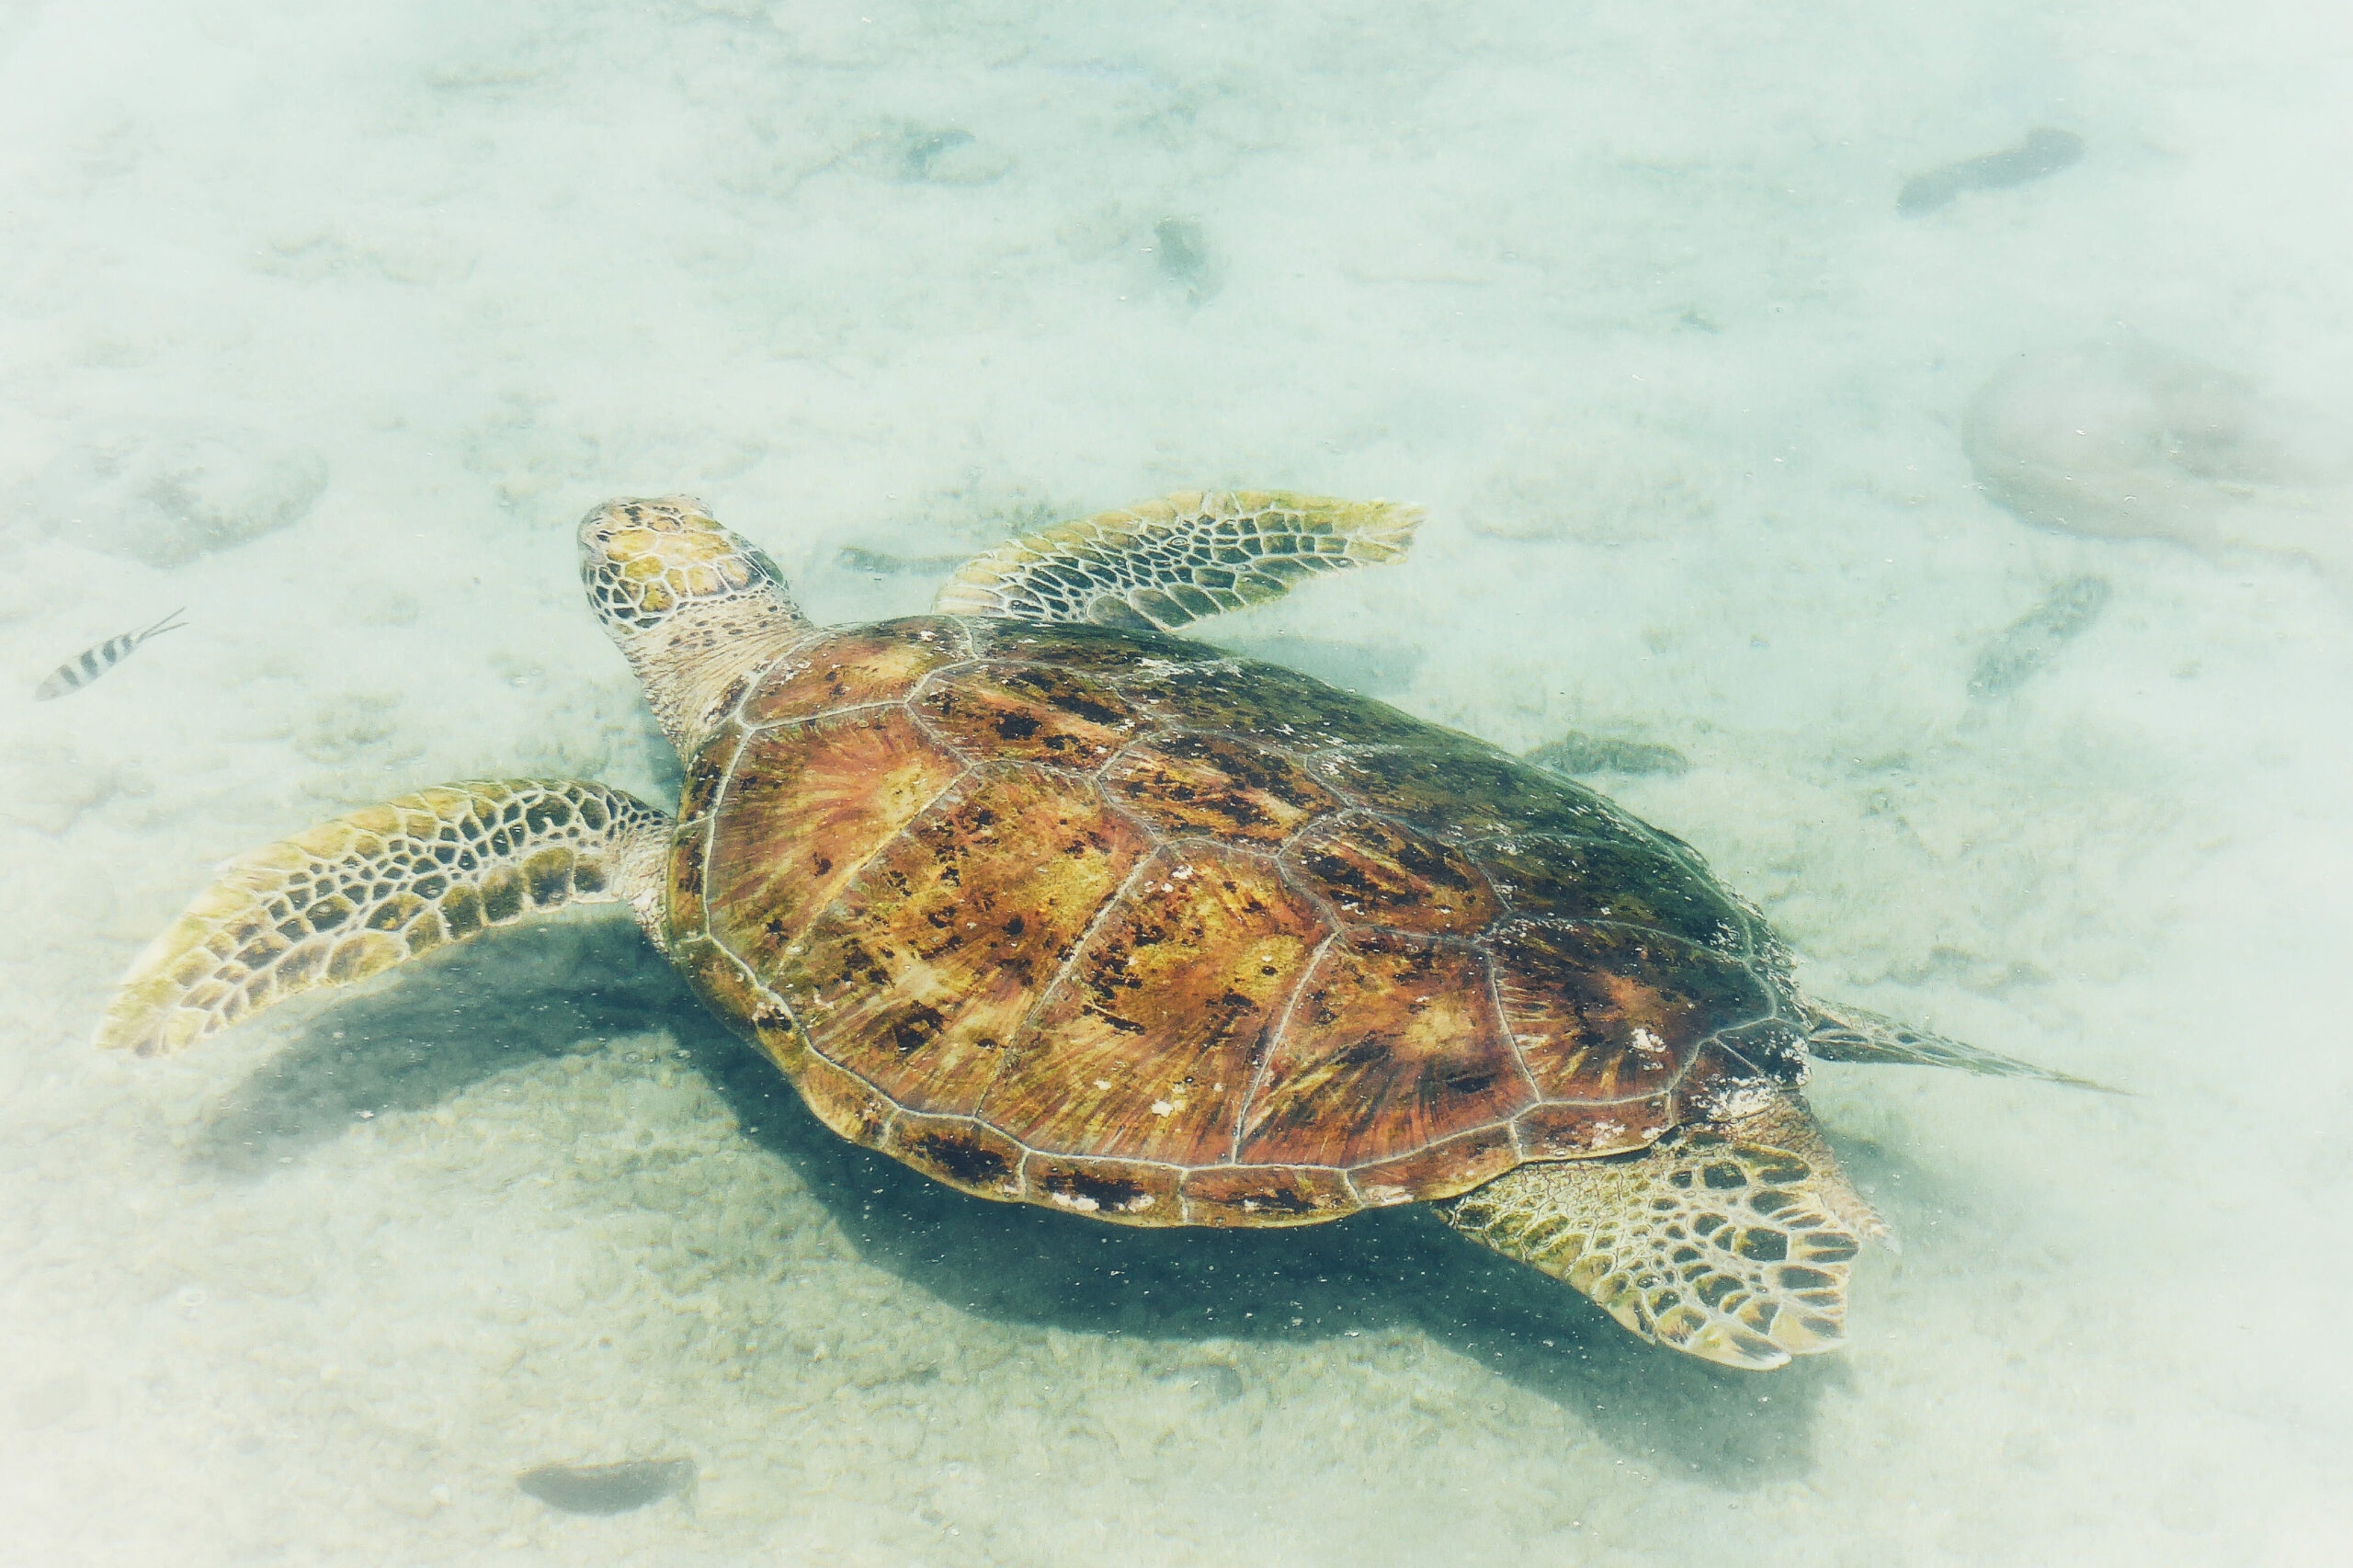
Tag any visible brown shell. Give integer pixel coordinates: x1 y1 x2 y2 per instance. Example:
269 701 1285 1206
668 617 1808 1228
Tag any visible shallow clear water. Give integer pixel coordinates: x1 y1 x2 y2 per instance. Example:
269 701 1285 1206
6 4 2350 1564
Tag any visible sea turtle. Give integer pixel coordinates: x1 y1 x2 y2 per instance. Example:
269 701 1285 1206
98 492 2091 1369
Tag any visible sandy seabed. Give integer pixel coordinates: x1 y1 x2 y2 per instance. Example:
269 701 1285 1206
3 3 2349 1564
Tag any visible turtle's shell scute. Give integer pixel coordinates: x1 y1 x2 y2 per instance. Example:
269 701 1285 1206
668 616 1806 1228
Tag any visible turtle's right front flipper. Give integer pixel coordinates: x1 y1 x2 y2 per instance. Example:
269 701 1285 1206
933 490 1422 631
1441 1089 1874 1371
96 779 673 1057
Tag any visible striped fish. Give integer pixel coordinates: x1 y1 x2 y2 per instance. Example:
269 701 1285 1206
34 608 188 701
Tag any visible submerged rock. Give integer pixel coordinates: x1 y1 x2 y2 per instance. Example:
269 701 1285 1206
1898 128 2083 216
1968 576 2112 699
1964 340 2350 576
36 423 327 566
516 1457 693 1516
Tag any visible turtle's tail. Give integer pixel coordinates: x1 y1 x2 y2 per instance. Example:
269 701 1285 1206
96 780 672 1057
1803 1001 2123 1094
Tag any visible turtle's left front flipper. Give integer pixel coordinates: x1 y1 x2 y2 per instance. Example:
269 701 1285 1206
1805 1001 2121 1093
933 490 1421 631
96 780 672 1057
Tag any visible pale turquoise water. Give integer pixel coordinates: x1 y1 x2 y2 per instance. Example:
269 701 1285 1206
5 4 2350 1563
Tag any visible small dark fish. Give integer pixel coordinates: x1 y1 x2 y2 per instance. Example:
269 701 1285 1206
898 126 974 181
1527 731 1692 778
1152 216 1222 303
516 1457 694 1516
835 544 971 576
34 608 188 700
1899 128 2085 216
1969 575 2111 698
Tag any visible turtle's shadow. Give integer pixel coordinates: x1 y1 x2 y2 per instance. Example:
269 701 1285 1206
187 918 681 1173
192 921 1879 1487
719 1038 1858 1486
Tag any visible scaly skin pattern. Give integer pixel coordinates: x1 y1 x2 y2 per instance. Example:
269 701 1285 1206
95 780 670 1058
932 490 1421 631
1440 1090 1869 1370
665 616 1813 1230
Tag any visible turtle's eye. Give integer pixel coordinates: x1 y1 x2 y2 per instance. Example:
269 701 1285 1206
578 495 788 632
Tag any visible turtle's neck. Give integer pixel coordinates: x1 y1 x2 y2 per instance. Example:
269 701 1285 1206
621 596 816 754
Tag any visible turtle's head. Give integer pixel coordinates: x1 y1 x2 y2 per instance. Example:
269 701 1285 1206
578 496 812 748
579 495 799 635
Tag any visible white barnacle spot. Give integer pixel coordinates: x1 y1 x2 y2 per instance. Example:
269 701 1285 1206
1150 1099 1175 1117
1049 1191 1100 1212
1710 1080 1777 1120
1093 1078 1111 1090
1172 864 1194 881
1361 1183 1412 1206
1631 1026 1665 1056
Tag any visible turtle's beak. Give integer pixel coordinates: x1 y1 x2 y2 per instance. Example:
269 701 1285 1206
577 495 793 637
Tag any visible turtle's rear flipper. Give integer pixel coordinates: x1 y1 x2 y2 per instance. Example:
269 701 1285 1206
96 780 672 1057
1805 1001 2120 1093
1441 1092 1870 1371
